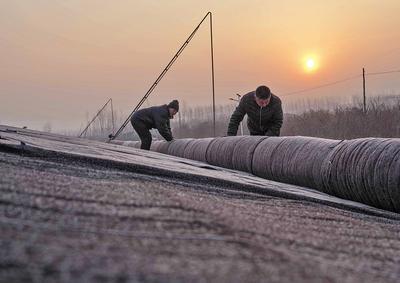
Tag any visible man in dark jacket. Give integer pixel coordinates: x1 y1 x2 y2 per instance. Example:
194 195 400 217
131 100 179 150
227 85 283 136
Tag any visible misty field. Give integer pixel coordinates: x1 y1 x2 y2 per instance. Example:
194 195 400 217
78 96 400 140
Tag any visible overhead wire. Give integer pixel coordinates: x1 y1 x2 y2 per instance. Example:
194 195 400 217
366 69 400 76
281 74 362 96
280 67 400 97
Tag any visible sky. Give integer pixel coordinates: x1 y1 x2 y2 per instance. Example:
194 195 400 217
1 0 399 131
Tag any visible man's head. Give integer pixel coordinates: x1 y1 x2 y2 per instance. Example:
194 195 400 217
255 85 271 107
167 99 179 118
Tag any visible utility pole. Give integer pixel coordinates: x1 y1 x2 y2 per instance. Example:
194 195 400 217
210 12 216 137
363 68 366 113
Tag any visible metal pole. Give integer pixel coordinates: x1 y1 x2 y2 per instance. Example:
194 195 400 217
79 98 112 138
210 12 216 137
363 68 366 113
109 12 213 142
236 94 243 135
110 98 115 135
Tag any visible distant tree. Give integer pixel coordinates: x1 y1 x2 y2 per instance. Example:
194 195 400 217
74 95 400 140
42 122 52 133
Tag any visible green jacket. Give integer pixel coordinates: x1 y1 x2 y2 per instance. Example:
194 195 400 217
227 92 283 136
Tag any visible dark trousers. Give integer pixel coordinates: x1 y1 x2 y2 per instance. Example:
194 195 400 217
131 119 152 150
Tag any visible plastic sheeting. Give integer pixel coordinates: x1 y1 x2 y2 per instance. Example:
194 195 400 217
123 141 141 148
110 140 125 146
110 140 141 148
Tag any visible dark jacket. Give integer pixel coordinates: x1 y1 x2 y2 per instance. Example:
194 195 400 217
227 91 283 136
131 105 173 141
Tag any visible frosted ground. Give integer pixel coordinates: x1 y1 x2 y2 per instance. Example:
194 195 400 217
0 125 399 282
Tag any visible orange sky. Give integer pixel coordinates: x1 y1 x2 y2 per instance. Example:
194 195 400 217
1 0 399 130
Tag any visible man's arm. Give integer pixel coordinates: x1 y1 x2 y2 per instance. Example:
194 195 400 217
152 107 173 141
227 100 246 136
265 102 283 136
156 119 173 141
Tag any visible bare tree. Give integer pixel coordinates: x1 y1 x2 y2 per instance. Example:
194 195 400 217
76 95 400 140
42 122 52 133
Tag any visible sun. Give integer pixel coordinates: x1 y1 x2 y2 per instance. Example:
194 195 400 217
303 55 319 73
306 58 315 69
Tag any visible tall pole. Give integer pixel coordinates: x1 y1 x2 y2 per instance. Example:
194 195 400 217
109 12 214 142
363 68 366 113
210 12 216 137
110 98 115 135
236 94 243 135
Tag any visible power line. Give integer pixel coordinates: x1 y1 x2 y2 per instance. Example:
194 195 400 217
281 74 361 96
280 67 400 97
366 69 400 76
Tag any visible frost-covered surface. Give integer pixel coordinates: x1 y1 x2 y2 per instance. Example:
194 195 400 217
119 136 400 213
1 125 400 282
0 125 396 216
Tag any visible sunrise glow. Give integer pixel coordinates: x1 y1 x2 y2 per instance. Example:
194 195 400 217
303 56 319 73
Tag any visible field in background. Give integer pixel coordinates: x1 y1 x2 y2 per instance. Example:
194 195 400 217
75 95 400 140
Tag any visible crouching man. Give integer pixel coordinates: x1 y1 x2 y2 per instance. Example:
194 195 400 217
227 85 283 136
131 100 179 150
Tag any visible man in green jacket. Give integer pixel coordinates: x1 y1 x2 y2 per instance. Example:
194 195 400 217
227 85 283 136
